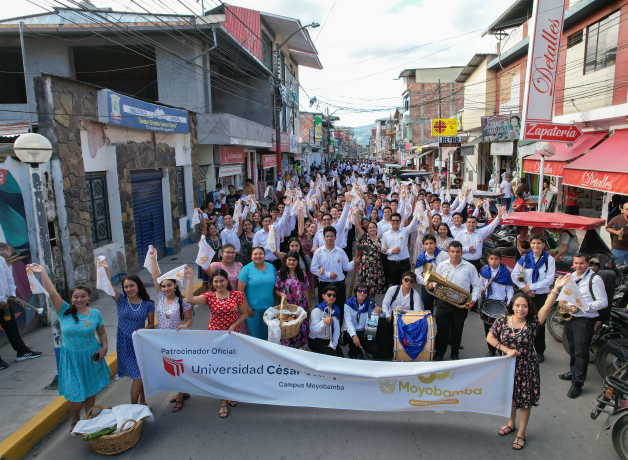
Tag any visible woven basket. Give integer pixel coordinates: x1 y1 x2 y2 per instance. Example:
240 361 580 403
84 405 144 456
263 297 305 340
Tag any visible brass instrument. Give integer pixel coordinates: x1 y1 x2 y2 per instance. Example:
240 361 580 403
323 306 334 348
423 263 472 308
9 296 44 315
559 303 579 321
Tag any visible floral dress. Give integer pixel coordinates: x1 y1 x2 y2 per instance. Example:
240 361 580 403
357 233 386 294
275 271 310 348
238 232 254 266
116 292 154 379
155 291 192 330
490 315 541 409
58 302 110 402
204 290 245 332
436 236 454 251
299 233 318 288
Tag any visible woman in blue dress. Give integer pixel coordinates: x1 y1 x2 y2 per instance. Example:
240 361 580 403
102 261 154 405
29 264 110 431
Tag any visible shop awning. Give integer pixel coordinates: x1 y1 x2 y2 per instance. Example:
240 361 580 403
500 211 606 230
461 137 482 156
563 129 628 194
291 155 306 161
522 131 607 177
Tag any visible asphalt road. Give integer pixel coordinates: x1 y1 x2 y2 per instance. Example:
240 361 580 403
28 290 620 460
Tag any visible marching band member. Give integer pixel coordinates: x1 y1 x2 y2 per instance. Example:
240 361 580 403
480 249 514 357
558 253 608 398
430 241 481 361
381 211 419 286
415 234 449 312
511 234 556 363
382 271 423 319
309 285 342 357
343 283 386 359
455 206 506 272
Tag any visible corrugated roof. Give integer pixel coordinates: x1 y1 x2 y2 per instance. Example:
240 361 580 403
455 53 496 82
482 0 533 36
0 122 33 140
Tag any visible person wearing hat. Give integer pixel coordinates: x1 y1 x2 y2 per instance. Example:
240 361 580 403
236 186 244 200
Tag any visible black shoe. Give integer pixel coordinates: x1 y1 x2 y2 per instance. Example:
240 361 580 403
486 350 496 357
338 336 345 347
568 384 583 398
459 345 464 350
559 371 573 381
450 355 460 360
16 349 42 361
0 359 8 370
537 353 544 363
434 355 443 361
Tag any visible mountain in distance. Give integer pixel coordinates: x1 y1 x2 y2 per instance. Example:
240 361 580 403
352 124 376 146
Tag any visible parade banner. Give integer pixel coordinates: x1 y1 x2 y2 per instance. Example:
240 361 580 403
133 330 516 416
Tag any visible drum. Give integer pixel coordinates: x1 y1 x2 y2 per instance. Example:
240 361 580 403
393 311 435 362
479 299 507 325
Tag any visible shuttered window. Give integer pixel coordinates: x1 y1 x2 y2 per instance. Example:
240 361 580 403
176 166 186 217
86 172 112 247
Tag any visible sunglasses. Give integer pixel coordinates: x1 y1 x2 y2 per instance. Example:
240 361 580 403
357 289 368 294
325 293 337 297
403 278 416 284
391 219 401 223
324 234 335 239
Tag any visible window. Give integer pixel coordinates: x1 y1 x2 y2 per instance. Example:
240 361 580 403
585 11 620 74
404 97 409 112
86 173 112 247
262 33 272 69
567 29 583 49
0 48 27 104
176 166 186 217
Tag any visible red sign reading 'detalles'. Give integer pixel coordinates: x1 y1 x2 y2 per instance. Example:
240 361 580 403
219 146 245 164
262 155 277 169
523 122 583 143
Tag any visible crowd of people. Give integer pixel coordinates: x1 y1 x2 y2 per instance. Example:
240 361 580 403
5 159 610 451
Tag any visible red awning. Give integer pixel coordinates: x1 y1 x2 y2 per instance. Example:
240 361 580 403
522 131 607 177
563 129 628 194
500 211 605 230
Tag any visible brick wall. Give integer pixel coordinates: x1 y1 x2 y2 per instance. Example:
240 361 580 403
407 82 464 143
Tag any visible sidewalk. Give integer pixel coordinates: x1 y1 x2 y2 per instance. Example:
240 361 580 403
0 242 201 459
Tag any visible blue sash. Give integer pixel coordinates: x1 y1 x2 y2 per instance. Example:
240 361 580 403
517 250 549 283
396 312 432 360
315 302 340 335
346 296 372 322
479 263 514 298
415 248 442 268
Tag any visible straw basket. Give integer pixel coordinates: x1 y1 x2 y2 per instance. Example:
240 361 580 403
84 405 144 456
263 297 305 340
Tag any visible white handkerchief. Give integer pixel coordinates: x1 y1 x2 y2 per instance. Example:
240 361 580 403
26 266 47 296
157 265 186 285
557 281 586 308
143 245 159 274
191 209 201 226
195 235 215 270
264 185 273 198
445 190 451 203
267 225 277 252
95 256 115 296
277 181 283 192
483 200 490 213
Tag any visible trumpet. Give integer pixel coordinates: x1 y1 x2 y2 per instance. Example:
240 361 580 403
10 296 44 315
323 306 334 348
559 303 579 321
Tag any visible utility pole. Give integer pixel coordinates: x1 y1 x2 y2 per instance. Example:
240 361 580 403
438 79 442 171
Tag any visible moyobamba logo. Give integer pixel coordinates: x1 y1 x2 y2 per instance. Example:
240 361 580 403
417 370 454 384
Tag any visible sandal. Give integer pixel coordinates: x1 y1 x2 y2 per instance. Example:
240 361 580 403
228 400 237 407
498 424 516 436
513 436 525 450
170 393 190 403
70 419 79 433
219 404 228 419
172 401 183 413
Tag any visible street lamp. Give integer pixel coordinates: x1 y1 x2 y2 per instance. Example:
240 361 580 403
537 143 556 210
13 133 61 388
274 22 319 177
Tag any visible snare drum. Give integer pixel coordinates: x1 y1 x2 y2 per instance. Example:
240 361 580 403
393 311 435 362
479 299 507 325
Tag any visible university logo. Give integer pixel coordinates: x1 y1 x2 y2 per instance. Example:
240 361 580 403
163 357 184 377
378 378 397 395
417 370 453 384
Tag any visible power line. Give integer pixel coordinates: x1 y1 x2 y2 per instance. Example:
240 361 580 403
313 0 337 45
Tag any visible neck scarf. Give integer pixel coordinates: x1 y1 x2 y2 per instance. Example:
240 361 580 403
480 263 514 298
315 301 340 335
518 250 549 283
346 295 372 322
415 247 442 268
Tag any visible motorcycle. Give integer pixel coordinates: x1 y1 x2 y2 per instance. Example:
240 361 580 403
597 311 628 379
591 361 628 459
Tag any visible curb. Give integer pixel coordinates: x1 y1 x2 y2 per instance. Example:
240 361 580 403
0 352 118 460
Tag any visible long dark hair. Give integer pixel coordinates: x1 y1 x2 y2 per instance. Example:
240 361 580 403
122 275 153 303
506 292 537 320
65 285 91 324
437 223 453 238
279 251 306 283
211 269 232 292
160 279 185 321
252 213 262 228
287 237 310 274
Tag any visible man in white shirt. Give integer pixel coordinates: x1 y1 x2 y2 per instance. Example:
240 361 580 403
344 283 387 359
558 253 608 398
499 175 513 211
308 285 343 357
511 233 556 363
381 272 422 318
311 202 351 251
310 226 360 328
428 241 481 361
415 234 449 312
0 256 42 369
449 212 467 239
381 211 419 286
220 214 240 253
455 206 506 272
252 214 284 270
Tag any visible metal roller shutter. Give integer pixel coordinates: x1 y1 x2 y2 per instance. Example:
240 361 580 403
131 170 166 262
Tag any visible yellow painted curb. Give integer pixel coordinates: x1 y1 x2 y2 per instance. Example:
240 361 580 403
193 281 204 296
0 352 118 460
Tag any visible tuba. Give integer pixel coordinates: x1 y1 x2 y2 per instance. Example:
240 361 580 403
423 263 471 308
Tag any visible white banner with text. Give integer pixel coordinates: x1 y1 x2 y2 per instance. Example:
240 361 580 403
133 330 516 416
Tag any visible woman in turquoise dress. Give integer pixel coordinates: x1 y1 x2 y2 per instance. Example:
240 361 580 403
29 264 110 431
102 262 155 405
237 246 277 340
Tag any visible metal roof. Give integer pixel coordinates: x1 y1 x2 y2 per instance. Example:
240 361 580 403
483 0 533 36
455 54 496 82
0 122 34 140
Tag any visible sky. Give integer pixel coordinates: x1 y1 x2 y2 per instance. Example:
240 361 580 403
1 0 510 128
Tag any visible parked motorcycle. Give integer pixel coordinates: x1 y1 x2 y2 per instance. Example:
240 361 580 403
591 362 628 459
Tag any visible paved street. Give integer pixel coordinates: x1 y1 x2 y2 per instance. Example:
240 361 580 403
23 283 619 460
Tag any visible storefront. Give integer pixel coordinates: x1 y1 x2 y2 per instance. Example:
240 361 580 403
215 146 245 189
